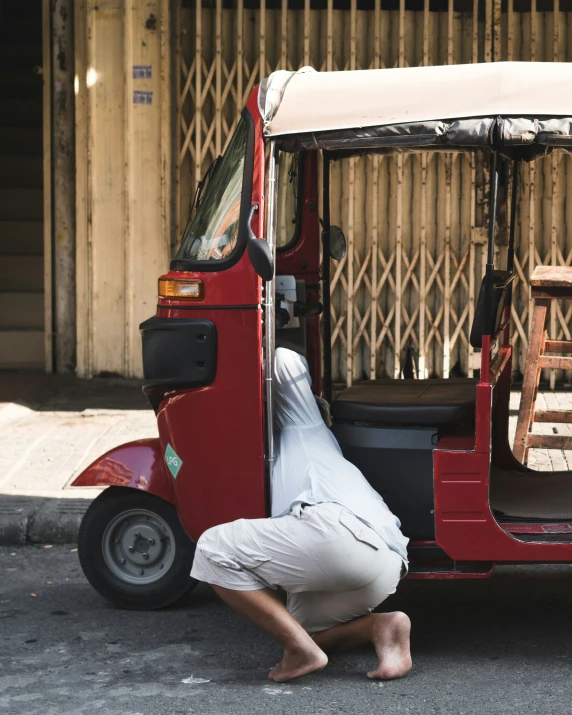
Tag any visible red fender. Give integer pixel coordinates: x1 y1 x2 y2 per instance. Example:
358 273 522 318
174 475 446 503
71 438 175 505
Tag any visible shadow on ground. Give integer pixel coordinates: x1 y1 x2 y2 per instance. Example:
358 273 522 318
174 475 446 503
4 374 149 412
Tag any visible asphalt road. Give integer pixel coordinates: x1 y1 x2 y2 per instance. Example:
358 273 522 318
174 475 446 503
2 546 572 715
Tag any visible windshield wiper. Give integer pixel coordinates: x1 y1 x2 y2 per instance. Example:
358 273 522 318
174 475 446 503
181 155 222 239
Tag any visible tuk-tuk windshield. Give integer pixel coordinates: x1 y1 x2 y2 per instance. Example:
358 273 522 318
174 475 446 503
176 119 248 262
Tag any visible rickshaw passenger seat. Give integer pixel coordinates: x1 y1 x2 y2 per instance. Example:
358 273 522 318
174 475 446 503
331 377 476 430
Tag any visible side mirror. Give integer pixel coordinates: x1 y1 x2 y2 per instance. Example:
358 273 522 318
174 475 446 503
328 225 347 261
248 239 275 282
247 204 275 282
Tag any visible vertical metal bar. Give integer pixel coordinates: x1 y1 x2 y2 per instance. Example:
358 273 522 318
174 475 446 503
237 0 244 108
447 0 453 65
485 0 492 62
398 0 405 67
507 0 514 60
265 141 279 489
370 159 379 380
468 0 478 376
530 0 537 62
507 160 520 273
394 153 403 379
443 155 451 378
443 0 453 377
370 0 381 379
484 151 500 349
505 159 520 345
215 0 222 155
159 0 172 259
418 0 429 378
259 0 266 80
493 0 501 61
487 153 499 268
322 153 332 403
393 0 405 378
346 0 357 386
423 0 429 66
327 0 333 72
280 0 288 68
419 155 428 379
304 0 310 67
174 0 182 248
472 0 479 63
527 0 537 361
550 0 560 388
195 0 202 184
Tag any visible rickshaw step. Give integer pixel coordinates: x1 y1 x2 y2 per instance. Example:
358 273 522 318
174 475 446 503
501 521 572 541
406 563 494 579
407 544 493 578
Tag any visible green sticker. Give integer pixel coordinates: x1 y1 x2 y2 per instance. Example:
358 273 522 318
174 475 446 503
164 443 183 479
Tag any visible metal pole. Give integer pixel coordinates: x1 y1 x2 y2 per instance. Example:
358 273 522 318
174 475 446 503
506 158 520 312
321 152 332 404
507 158 520 273
485 149 500 337
264 141 279 493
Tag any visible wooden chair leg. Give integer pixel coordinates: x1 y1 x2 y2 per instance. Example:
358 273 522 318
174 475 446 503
514 299 550 464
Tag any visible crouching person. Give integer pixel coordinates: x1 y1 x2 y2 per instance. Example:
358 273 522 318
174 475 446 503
191 348 412 682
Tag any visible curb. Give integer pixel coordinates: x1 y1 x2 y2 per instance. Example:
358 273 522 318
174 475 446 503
0 497 93 545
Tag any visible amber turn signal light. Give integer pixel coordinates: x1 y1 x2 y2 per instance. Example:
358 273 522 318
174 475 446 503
158 278 204 300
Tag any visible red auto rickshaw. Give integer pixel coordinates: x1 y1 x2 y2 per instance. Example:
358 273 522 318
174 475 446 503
74 61 572 609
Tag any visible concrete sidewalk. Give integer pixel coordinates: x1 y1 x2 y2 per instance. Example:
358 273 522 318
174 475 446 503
0 374 156 544
2 374 572 545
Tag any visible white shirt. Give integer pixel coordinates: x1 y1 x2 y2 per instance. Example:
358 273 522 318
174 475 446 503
271 348 409 562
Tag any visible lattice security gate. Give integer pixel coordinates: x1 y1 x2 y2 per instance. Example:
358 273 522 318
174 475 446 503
176 0 572 385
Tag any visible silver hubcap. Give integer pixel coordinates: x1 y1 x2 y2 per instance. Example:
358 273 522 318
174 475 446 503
102 508 176 585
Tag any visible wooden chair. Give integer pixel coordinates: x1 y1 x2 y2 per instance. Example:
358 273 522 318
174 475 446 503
514 266 572 464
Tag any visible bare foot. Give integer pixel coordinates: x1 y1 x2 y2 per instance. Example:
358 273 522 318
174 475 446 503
367 611 412 680
268 643 328 682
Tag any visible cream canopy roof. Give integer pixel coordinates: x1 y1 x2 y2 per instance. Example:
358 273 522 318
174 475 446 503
259 62 572 138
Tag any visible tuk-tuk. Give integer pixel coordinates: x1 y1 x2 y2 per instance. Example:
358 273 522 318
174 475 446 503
73 61 572 610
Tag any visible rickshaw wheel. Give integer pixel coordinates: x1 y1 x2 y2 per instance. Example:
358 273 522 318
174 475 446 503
78 487 197 610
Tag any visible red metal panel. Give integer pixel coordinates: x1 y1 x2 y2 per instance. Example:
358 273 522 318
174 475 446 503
435 349 572 562
71 439 175 504
435 431 572 562
157 307 266 541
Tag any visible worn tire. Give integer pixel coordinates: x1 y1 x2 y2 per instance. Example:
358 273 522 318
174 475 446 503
78 487 197 610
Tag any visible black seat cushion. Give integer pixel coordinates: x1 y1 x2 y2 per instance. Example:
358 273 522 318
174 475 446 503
331 378 477 428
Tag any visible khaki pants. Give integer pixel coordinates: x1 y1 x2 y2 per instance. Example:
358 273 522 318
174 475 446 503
191 502 405 634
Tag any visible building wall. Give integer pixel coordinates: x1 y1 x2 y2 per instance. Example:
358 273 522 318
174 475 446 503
178 0 572 385
74 0 172 378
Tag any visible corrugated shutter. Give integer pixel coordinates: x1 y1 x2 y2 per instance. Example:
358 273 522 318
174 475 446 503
177 0 572 385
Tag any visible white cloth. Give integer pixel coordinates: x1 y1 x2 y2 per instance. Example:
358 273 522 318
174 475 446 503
272 347 409 562
190 502 404 633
